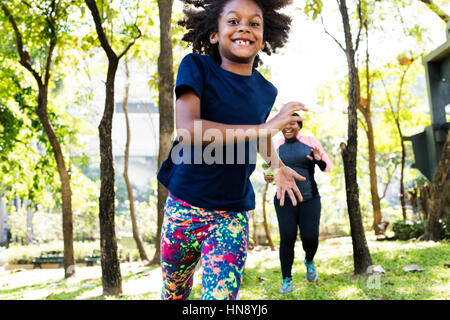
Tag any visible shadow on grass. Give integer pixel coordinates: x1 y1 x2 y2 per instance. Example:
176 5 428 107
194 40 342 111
0 265 160 300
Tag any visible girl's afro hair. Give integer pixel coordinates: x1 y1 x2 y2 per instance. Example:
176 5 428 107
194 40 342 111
178 0 293 68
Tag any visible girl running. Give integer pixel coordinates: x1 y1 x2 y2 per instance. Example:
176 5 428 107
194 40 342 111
157 0 306 300
264 115 332 294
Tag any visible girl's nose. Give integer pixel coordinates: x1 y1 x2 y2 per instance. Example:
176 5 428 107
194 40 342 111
237 21 250 33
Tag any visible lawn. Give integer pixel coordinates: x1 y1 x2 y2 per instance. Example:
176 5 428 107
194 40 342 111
0 235 448 300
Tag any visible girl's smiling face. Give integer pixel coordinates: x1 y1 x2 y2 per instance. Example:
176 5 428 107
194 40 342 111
210 0 265 73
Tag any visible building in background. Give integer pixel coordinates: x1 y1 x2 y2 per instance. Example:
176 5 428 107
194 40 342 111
112 101 159 188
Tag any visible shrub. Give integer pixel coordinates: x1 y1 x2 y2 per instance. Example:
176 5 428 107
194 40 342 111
392 220 426 240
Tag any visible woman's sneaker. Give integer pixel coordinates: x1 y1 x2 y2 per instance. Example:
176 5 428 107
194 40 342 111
304 259 318 282
279 277 293 294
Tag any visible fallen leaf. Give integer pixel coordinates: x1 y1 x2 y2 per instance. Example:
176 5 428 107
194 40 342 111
403 264 424 272
258 277 268 282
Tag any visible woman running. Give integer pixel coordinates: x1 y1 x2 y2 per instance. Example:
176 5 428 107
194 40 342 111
265 115 332 294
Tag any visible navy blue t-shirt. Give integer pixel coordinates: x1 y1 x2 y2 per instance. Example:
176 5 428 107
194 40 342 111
157 53 277 211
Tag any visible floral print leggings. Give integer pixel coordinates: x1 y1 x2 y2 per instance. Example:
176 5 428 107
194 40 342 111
160 192 249 300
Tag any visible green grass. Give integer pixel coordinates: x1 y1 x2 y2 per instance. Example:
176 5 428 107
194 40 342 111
189 236 449 300
0 235 448 300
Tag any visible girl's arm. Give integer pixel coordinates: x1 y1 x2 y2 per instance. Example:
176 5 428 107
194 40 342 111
177 90 307 206
176 91 306 145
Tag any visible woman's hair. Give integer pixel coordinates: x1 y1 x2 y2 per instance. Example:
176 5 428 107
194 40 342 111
292 113 303 128
178 0 293 68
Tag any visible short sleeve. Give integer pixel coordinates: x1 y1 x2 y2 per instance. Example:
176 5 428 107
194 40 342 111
175 54 205 100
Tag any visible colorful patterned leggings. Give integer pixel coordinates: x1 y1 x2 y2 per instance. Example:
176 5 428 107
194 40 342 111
160 193 249 300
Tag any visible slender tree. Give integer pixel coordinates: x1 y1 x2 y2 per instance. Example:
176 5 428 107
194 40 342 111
379 55 414 220
122 58 149 261
262 182 275 250
358 18 383 235
84 0 141 295
150 0 175 265
1 0 76 278
336 0 372 274
312 0 373 272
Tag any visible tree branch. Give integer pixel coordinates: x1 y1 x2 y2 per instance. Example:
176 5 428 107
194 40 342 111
43 7 58 87
117 24 142 60
418 0 449 23
1 1 42 86
84 0 117 61
354 0 363 52
379 162 398 200
320 14 345 52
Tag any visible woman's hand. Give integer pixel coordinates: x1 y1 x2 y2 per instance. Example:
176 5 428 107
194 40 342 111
306 146 322 161
263 102 308 133
264 173 274 183
273 165 305 206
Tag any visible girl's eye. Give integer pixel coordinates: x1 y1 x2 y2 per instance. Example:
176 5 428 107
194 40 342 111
250 22 260 27
228 19 238 24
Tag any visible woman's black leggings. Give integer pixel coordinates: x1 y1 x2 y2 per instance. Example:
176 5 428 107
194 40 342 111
274 195 321 279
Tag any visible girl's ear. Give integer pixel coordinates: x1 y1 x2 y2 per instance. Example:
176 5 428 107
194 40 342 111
210 32 218 44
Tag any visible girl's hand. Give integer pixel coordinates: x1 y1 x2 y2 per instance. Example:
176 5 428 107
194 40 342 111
306 146 322 161
264 101 308 133
273 165 306 206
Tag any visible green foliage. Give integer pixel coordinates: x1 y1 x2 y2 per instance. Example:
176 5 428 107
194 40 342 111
303 0 323 20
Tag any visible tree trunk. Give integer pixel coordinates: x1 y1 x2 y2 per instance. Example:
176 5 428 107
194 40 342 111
427 132 450 241
38 89 76 278
150 0 175 265
338 0 372 274
123 59 149 261
97 58 123 295
0 195 7 246
86 0 141 295
262 183 275 250
85 0 140 295
23 199 34 245
1 2 76 278
399 136 407 220
362 109 383 234
359 30 383 235
419 183 430 220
